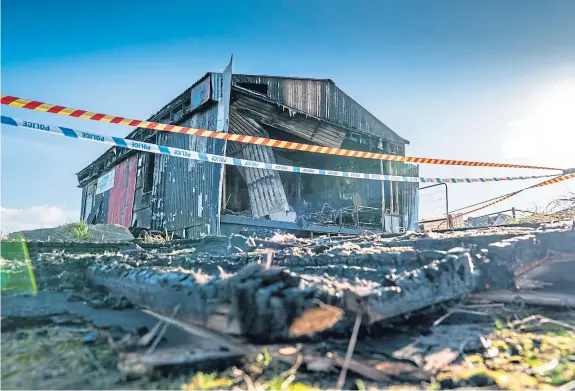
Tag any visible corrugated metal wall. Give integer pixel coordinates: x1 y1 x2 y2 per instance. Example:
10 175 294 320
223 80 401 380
399 163 420 231
107 156 137 227
151 59 232 237
152 107 218 236
233 75 407 145
81 157 138 228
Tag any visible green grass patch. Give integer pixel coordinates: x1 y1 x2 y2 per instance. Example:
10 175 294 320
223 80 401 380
65 222 92 240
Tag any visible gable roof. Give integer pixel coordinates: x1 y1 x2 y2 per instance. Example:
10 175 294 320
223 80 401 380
233 74 409 145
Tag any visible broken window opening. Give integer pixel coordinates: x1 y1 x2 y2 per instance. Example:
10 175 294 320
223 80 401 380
237 82 268 95
143 154 155 193
83 183 96 221
222 166 250 214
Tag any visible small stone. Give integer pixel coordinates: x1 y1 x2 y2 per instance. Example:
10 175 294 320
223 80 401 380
447 247 467 255
67 293 84 302
82 331 99 344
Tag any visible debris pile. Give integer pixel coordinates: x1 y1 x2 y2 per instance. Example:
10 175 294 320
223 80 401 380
2 221 575 389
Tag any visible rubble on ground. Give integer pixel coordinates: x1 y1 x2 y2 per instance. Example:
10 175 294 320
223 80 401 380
2 221 575 389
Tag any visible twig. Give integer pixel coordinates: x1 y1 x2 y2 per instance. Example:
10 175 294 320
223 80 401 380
146 304 180 354
543 318 575 331
433 310 454 327
453 308 491 316
265 251 273 269
242 371 256 391
139 318 165 346
433 307 490 327
336 305 363 390
141 308 245 354
84 346 107 376
458 336 476 367
513 314 575 332
280 353 303 379
459 303 505 309
281 374 296 390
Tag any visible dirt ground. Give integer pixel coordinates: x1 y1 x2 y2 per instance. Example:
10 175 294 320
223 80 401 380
2 298 574 390
2 223 575 390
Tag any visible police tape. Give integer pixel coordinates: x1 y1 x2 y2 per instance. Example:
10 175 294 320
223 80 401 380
0 94 562 171
454 173 575 217
0 115 559 185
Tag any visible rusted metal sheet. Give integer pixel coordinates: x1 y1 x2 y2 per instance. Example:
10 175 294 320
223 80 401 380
107 156 137 227
233 74 408 145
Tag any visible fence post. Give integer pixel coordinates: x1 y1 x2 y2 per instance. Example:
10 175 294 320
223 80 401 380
443 183 449 228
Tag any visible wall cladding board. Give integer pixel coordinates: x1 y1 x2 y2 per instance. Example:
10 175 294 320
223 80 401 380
107 156 138 227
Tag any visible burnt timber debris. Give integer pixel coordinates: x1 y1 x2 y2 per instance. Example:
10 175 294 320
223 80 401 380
76 60 419 239
80 221 575 344
3 221 575 388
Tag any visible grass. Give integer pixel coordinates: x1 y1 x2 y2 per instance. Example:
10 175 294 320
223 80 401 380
65 222 93 240
435 315 575 390
180 349 318 391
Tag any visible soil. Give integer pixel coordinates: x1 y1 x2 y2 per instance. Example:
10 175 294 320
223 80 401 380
7 224 134 242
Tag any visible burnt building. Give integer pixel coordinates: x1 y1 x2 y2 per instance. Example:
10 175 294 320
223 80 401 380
77 59 419 237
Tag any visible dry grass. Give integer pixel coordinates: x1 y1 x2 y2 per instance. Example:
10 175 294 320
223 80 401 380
140 229 174 243
512 192 575 224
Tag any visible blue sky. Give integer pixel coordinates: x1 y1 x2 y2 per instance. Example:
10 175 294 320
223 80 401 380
2 0 574 231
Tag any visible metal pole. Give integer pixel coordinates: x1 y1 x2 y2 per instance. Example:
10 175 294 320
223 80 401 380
296 174 302 226
389 159 395 215
443 183 449 228
378 140 386 231
419 182 449 228
380 158 385 230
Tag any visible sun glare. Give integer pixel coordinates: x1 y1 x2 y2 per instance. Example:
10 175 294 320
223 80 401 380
502 79 575 169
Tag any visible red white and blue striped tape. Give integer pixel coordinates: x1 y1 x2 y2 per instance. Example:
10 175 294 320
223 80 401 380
1 115 559 185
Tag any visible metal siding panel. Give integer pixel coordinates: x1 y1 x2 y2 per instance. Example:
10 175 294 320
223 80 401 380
152 101 222 235
107 160 126 225
231 95 345 148
106 157 137 227
123 157 138 227
232 75 407 144
191 75 211 110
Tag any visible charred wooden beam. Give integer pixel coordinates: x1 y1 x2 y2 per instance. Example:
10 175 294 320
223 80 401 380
80 222 575 343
